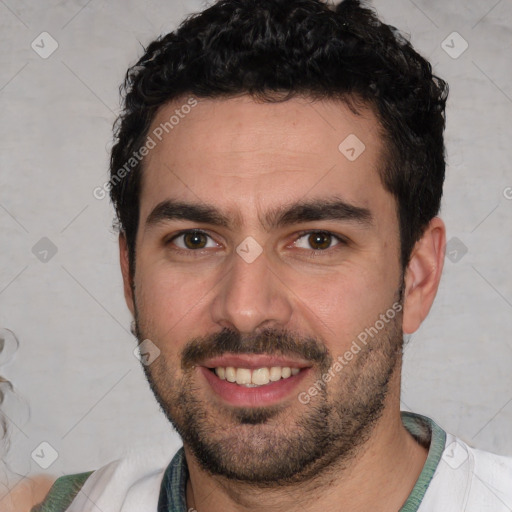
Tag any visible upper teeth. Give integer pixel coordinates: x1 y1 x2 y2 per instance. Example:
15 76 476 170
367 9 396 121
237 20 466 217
215 366 301 386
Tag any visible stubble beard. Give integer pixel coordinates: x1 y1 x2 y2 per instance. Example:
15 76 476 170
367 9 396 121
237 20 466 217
134 306 403 486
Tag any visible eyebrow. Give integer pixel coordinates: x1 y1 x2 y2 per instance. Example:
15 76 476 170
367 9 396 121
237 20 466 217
144 197 373 232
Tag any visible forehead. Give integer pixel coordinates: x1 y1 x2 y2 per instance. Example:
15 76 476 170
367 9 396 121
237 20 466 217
139 95 392 228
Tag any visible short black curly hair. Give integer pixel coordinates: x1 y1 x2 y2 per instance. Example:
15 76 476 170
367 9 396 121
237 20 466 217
109 0 448 278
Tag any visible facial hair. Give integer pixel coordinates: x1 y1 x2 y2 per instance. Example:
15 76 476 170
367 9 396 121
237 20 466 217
134 303 403 486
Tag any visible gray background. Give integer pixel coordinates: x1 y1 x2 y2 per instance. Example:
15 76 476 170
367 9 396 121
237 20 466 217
0 0 511 490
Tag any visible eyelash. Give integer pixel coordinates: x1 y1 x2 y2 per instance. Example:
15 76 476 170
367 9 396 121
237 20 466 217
166 229 348 255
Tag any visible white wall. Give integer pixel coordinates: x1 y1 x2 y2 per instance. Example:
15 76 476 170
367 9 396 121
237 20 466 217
0 0 510 486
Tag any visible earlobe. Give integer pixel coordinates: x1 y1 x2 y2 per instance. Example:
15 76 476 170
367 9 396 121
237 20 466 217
119 233 135 317
402 217 446 334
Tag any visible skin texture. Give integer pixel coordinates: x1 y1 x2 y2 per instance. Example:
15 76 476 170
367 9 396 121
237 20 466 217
1 475 55 512
120 95 446 512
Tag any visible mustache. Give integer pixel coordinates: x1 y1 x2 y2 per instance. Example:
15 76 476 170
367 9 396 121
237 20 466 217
181 327 332 370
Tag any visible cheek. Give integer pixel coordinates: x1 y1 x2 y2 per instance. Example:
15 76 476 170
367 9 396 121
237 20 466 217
283 260 399 347
134 276 191 368
300 277 373 335
133 253 223 350
134 260 199 337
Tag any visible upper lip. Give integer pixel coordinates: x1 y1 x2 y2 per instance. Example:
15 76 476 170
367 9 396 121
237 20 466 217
200 354 312 370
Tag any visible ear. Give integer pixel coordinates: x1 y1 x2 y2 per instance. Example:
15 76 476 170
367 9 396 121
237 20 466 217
119 233 135 317
402 217 446 334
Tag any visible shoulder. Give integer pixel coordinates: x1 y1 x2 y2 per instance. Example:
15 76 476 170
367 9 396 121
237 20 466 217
32 445 181 512
421 431 512 511
468 442 512 505
1 475 55 512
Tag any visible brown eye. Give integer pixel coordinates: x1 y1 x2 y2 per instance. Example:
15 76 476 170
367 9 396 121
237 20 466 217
295 231 342 251
308 232 333 250
171 230 216 250
183 231 208 249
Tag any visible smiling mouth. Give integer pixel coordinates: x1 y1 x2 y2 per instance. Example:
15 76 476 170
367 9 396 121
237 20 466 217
208 366 302 387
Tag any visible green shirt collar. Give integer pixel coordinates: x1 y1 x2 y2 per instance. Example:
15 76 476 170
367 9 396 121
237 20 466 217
399 412 447 511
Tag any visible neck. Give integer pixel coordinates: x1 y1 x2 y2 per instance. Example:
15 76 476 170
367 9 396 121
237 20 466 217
184 370 428 512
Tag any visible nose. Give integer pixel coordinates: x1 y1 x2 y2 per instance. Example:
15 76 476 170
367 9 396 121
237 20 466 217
210 245 293 334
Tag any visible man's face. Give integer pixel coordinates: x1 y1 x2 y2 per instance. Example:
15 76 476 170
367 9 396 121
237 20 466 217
125 96 405 483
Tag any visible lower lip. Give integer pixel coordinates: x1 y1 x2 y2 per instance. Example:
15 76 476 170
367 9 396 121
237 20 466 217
199 366 310 407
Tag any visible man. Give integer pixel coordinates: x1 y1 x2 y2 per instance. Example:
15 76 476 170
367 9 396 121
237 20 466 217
34 0 512 510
